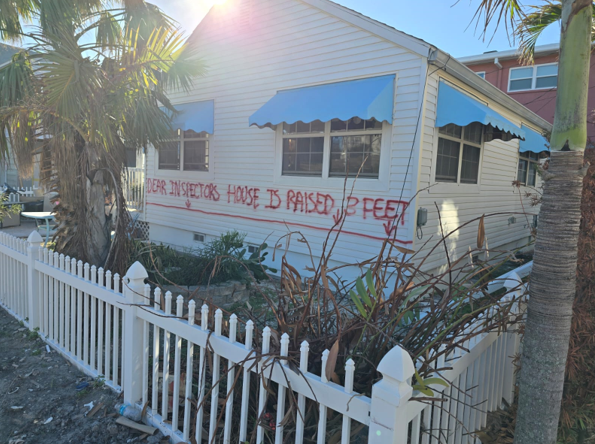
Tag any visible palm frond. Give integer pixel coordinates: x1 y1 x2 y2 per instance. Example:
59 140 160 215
0 0 37 40
94 10 124 50
0 51 37 107
517 1 595 64
472 0 524 42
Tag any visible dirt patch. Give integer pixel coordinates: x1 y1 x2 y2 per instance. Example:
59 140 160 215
0 308 166 444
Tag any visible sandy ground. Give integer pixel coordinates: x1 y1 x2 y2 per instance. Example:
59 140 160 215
0 308 167 444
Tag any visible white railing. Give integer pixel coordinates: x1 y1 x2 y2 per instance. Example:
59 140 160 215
0 230 529 444
124 167 145 213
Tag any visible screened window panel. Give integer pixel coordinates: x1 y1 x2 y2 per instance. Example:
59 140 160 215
439 123 462 139
159 141 180 170
460 144 481 184
528 161 538 186
536 65 558 77
283 120 325 134
464 122 483 144
510 67 533 79
330 118 348 132
510 78 532 91
282 137 324 176
329 135 381 178
436 138 460 182
535 76 557 89
183 140 208 171
517 159 528 183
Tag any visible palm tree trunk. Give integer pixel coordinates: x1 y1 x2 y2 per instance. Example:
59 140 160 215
514 1 591 443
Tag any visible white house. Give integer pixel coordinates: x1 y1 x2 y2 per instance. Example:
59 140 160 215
142 0 551 276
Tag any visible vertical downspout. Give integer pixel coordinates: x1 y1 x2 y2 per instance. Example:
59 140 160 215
494 57 504 91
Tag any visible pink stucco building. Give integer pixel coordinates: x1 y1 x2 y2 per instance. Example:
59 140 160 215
459 43 595 142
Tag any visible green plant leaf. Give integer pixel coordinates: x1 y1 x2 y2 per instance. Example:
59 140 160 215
421 377 449 388
350 289 367 317
412 385 434 396
356 276 373 309
365 269 378 299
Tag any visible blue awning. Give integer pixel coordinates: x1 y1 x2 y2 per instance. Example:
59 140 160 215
165 100 214 134
520 125 549 153
436 82 525 139
249 75 395 129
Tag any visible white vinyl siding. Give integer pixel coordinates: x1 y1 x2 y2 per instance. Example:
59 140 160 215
145 0 424 267
416 72 540 272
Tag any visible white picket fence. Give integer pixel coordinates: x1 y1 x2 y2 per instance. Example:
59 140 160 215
124 167 145 213
0 230 530 444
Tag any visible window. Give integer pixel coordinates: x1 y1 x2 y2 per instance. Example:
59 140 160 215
282 121 324 176
509 64 558 92
158 129 210 171
126 149 137 168
517 152 540 186
281 118 383 179
476 72 486 79
436 122 483 184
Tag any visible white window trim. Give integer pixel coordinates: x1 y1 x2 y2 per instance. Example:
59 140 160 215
273 120 392 192
508 62 558 93
429 125 484 195
153 131 214 180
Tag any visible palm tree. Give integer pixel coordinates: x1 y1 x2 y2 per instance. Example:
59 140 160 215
0 0 203 271
474 1 592 443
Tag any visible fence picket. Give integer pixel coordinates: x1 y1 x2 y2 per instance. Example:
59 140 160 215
223 314 238 444
209 309 223 442
172 295 184 433
53 252 59 342
142 284 151 408
59 254 65 348
341 358 355 444
257 327 272 444
152 288 161 415
195 304 209 444
90 268 97 371
317 349 329 444
183 300 196 442
239 320 254 443
161 292 172 420
274 333 290 444
83 263 90 365
295 340 309 444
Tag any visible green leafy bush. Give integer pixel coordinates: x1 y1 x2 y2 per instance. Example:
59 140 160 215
128 231 276 286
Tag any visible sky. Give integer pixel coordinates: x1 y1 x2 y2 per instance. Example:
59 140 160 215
151 0 561 58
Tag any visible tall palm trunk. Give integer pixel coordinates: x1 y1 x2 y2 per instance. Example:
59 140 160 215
514 1 592 443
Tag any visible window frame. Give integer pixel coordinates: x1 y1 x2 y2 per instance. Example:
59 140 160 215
274 119 392 192
508 63 558 92
155 129 212 178
517 152 540 186
476 71 486 79
434 123 485 187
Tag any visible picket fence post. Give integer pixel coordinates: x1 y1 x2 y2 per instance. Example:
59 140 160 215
368 346 414 443
122 261 148 405
26 231 43 330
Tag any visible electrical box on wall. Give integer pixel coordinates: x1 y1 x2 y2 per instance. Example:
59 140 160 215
417 207 428 227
